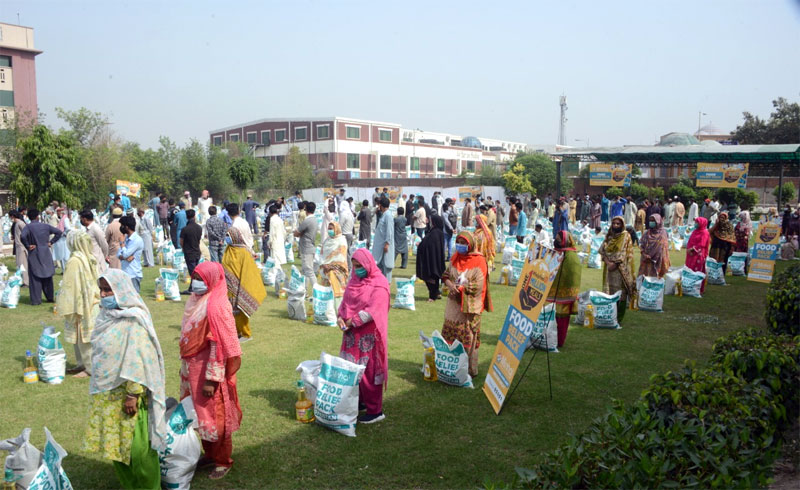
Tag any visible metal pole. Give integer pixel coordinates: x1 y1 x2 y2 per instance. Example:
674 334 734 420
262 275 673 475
555 160 562 201
777 162 784 208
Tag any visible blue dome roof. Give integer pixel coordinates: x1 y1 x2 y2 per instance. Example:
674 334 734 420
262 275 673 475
462 136 482 148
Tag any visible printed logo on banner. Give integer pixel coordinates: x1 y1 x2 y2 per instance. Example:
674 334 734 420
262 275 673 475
747 222 780 284
695 163 749 189
589 163 631 187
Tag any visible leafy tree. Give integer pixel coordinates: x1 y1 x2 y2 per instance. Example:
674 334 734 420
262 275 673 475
179 139 209 197
716 188 758 210
281 146 314 192
696 188 715 202
650 186 665 202
313 170 333 188
467 162 504 186
667 183 696 203
205 144 236 200
605 187 624 199
10 125 86 208
731 97 800 144
629 182 649 202
228 154 258 202
54 107 109 147
773 182 796 205
502 162 534 195
513 153 572 196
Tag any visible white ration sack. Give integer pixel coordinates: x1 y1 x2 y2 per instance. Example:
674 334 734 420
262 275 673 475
393 276 416 310
312 284 337 326
1 428 42 489
412 235 422 255
728 252 747 276
160 268 181 301
587 237 604 269
159 397 202 490
636 276 665 312
314 352 366 437
573 290 594 325
285 241 294 263
681 266 705 298
296 360 321 402
173 250 185 271
501 246 515 265
422 330 474 388
510 258 525 286
261 257 278 286
27 428 72 490
287 288 306 321
705 257 726 285
664 267 682 295
527 303 559 352
589 290 622 329
37 326 66 384
514 242 528 259
274 267 287 298
1 269 22 308
287 265 305 293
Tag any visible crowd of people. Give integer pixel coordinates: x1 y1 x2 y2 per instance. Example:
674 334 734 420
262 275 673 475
2 185 798 488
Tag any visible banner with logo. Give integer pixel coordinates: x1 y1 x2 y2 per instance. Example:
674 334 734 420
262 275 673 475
747 221 780 283
458 186 483 203
695 163 748 189
483 243 563 414
115 180 141 198
589 163 631 187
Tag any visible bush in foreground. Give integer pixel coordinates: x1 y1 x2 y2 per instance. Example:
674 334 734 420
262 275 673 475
765 262 800 336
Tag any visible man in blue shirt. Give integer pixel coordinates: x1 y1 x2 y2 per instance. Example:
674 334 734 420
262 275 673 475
610 196 627 218
148 193 162 228
371 196 394 282
120 190 132 212
515 201 527 244
118 216 144 292
242 195 258 233
173 203 188 249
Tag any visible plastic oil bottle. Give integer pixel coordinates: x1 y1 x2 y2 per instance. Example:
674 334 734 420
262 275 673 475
295 380 315 423
423 347 438 382
3 468 17 490
584 304 595 329
23 350 38 384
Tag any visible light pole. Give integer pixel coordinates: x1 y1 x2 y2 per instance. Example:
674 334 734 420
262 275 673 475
697 111 707 134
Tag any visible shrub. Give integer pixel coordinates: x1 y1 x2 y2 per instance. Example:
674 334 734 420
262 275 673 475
667 182 696 203
773 182 796 204
765 263 800 336
605 187 624 199
629 182 649 202
696 187 715 202
715 188 759 210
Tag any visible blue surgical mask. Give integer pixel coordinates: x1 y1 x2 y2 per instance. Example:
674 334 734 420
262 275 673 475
191 279 208 295
100 295 118 310
355 267 368 278
649 221 656 229
455 244 469 255
328 230 335 238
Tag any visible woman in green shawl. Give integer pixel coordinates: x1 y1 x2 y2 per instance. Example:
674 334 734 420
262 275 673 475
57 230 101 377
546 230 582 348
599 216 636 323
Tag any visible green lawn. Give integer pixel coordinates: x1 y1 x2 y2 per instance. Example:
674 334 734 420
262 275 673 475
0 248 777 489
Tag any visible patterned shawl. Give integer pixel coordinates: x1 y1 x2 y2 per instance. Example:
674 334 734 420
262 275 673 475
451 230 493 313
639 213 671 277
547 231 582 305
710 212 736 243
90 269 167 451
599 217 635 296
321 222 349 297
474 214 496 265
57 230 100 343
222 227 267 317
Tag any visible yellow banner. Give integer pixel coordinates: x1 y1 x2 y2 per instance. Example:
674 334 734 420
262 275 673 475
483 244 563 414
747 222 780 283
695 163 749 189
589 163 631 187
115 180 141 198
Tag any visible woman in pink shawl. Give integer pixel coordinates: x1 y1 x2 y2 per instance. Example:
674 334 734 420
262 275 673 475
685 217 711 293
638 213 671 278
180 261 242 480
337 248 390 424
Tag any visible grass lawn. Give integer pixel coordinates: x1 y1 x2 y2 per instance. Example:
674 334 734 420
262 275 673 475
0 247 779 489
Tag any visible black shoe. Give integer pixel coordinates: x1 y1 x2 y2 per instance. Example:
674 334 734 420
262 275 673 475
358 403 367 412
358 412 385 424
181 290 192 295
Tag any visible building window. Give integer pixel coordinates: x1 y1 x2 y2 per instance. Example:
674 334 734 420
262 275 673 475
347 153 360 169
295 127 307 141
0 55 9 68
229 134 239 142
317 125 330 139
378 129 392 142
0 90 14 107
261 130 270 145
379 155 392 170
466 160 475 172
380 172 392 179
349 171 361 179
409 172 420 179
437 158 445 172
246 132 257 144
275 129 286 142
212 136 222 146
410 157 420 171
346 126 360 139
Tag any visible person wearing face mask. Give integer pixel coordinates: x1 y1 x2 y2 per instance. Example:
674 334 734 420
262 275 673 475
547 230 582 348
416 215 446 302
638 214 670 278
322 198 336 244
441 231 493 377
337 249 390 424
117 216 144 292
320 222 349 311
685 217 711 293
708 212 737 275
179 262 243 480
85 269 166 489
599 217 635 324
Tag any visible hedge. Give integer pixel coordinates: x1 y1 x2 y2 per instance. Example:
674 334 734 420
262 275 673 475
765 262 800 337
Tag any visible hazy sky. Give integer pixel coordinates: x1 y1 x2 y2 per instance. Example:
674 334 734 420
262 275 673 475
4 0 800 149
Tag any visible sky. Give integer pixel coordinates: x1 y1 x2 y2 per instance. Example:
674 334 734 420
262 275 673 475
3 0 800 149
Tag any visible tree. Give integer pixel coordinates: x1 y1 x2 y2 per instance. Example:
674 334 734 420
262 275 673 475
228 155 258 202
667 183 696 204
773 182 796 205
467 162 504 186
513 153 572 196
205 144 236 200
10 125 86 208
605 187 624 199
503 163 534 195
629 182 649 202
716 188 759 210
281 146 314 192
731 97 800 144
179 139 209 197
54 107 109 147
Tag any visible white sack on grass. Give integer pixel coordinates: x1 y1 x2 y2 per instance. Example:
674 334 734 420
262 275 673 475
728 252 747 276
313 352 366 437
664 267 682 295
393 276 416 310
705 257 726 285
287 265 305 293
296 360 321 403
312 284 337 326
274 267 287 298
27 428 73 490
285 241 294 263
0 428 42 489
510 258 525 286
681 266 706 298
527 303 559 352
421 331 474 388
261 257 278 286
573 290 594 325
501 246 515 265
37 326 66 384
287 288 306 321
1 269 22 308
160 268 181 301
587 237 604 269
636 276 665 312
514 242 528 259
589 290 622 329
158 397 202 490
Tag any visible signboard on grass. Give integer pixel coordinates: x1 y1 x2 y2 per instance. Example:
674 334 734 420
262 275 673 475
747 222 780 283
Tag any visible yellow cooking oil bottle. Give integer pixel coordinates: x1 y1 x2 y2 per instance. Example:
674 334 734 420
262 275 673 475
584 304 595 329
295 380 315 423
423 347 438 382
4 468 18 490
23 350 39 384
